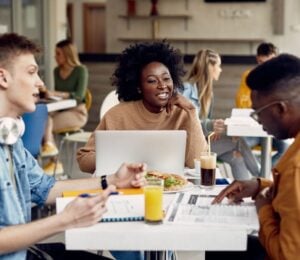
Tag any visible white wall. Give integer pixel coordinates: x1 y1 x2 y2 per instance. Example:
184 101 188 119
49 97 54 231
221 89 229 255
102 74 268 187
105 0 300 55
63 0 300 55
44 0 67 89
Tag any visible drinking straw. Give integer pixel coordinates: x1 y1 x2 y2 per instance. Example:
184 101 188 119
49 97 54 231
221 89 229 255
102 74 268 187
207 132 215 155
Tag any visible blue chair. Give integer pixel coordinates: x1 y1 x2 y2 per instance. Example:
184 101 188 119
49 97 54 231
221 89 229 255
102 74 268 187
22 104 48 158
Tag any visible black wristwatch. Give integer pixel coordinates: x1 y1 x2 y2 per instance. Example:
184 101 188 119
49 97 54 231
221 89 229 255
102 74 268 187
100 175 108 189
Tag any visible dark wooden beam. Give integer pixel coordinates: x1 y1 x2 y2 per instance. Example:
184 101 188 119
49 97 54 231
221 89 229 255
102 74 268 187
79 53 257 65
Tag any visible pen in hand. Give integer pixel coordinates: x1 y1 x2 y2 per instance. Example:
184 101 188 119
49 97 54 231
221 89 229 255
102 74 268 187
79 192 120 198
79 193 91 198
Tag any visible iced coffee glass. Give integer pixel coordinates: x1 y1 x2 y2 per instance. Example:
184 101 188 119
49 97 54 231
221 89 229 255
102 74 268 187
200 152 217 189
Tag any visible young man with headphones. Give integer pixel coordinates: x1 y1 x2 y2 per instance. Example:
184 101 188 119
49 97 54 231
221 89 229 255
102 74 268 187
0 33 145 259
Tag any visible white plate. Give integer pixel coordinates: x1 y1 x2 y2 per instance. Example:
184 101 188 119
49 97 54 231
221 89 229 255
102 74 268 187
184 168 199 178
163 181 194 194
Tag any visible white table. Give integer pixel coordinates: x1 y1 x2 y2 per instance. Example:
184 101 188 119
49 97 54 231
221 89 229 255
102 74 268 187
225 109 272 178
65 220 247 250
57 192 249 259
46 99 77 112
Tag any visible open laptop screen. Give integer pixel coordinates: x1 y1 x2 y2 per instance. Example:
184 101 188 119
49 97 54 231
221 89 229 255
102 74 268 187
95 130 187 176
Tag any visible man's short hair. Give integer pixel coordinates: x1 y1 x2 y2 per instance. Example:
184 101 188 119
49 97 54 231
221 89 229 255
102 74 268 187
0 33 41 70
256 42 278 56
247 54 300 94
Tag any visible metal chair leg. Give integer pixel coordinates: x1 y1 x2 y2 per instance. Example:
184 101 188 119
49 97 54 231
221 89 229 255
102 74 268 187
53 135 66 178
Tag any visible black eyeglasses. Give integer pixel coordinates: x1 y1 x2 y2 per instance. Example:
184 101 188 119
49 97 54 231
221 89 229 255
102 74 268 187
250 100 283 121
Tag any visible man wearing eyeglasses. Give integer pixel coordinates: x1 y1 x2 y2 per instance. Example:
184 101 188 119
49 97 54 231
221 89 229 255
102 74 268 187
236 42 289 166
209 54 300 260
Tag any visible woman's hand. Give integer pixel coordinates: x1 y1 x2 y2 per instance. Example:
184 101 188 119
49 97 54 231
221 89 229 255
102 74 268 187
39 86 51 99
108 162 147 189
166 93 195 113
40 88 70 99
211 119 226 141
44 90 55 99
60 185 115 229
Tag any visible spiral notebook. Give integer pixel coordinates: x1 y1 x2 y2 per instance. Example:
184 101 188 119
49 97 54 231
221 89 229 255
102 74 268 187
56 194 144 222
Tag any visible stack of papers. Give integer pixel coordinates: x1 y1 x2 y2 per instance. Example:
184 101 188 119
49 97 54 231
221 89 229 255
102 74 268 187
225 108 268 137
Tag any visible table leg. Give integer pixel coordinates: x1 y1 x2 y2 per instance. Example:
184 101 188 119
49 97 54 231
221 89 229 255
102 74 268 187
260 136 272 178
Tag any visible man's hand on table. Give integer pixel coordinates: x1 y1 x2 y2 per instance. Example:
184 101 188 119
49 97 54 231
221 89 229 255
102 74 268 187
212 179 260 204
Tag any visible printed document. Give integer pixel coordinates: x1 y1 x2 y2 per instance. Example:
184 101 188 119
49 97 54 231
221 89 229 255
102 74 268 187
165 191 259 230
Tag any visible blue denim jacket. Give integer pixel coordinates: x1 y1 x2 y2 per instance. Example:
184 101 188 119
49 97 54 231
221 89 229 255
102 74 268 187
0 139 56 260
181 82 214 136
181 82 200 111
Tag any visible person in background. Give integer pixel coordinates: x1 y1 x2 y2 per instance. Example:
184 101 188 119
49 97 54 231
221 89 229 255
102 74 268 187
211 53 300 260
181 49 260 180
0 32 145 260
236 42 289 166
77 41 208 175
41 39 89 175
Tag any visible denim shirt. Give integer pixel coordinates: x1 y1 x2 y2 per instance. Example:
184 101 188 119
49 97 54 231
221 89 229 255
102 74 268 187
0 139 56 260
181 82 214 136
181 82 201 111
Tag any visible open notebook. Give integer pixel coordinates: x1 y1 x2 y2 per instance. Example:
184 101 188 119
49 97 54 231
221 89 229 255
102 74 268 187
95 130 187 176
56 194 144 222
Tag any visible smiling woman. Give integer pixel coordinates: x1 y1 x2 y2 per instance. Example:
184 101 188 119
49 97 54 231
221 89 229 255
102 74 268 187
77 41 208 173
140 61 174 113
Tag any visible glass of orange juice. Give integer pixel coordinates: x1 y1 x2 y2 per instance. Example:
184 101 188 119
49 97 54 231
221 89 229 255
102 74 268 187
144 178 163 224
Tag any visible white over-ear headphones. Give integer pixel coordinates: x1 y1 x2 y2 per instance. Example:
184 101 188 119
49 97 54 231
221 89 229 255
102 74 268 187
0 117 25 145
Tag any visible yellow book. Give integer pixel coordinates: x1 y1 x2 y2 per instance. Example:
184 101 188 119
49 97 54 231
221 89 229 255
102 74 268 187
62 188 144 197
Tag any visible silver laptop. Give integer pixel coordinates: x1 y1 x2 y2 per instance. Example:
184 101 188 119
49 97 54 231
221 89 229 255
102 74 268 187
95 130 187 176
